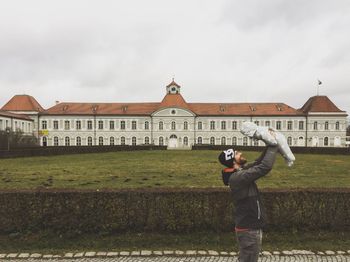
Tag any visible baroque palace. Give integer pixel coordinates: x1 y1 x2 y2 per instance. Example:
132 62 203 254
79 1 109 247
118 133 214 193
0 80 348 148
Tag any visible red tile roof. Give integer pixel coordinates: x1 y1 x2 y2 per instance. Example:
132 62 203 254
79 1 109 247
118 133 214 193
300 96 345 113
159 93 190 110
0 110 33 121
1 95 44 112
43 102 160 115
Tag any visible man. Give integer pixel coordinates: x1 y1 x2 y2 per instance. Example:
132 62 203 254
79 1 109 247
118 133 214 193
218 145 278 262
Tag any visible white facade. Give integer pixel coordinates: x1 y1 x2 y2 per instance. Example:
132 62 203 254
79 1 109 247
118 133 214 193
0 114 34 135
37 112 347 148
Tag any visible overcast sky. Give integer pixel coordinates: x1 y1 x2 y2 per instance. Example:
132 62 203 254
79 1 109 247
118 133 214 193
0 0 349 116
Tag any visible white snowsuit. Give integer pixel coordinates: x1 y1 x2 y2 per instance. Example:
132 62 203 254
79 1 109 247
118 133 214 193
240 122 295 167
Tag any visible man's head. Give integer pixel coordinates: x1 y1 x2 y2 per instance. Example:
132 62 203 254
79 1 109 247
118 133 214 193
218 148 247 169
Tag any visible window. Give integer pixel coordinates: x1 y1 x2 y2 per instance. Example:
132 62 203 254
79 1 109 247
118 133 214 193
65 136 70 146
99 136 104 146
254 121 259 126
42 137 47 147
232 137 237 145
197 137 202 144
287 137 292 146
53 121 59 130
65 121 70 130
76 121 81 130
243 137 248 146
121 137 126 145
299 121 304 130
87 120 93 130
145 121 149 130
210 137 215 145
335 121 340 130
253 139 259 146
184 121 188 130
313 121 318 130
88 137 93 146
110 121 115 130
54 137 59 146
221 121 226 130
198 121 202 130
265 121 270 127
42 121 47 129
110 137 115 145
232 121 237 130
210 121 215 130
159 137 164 146
132 121 137 130
325 121 329 130
324 137 329 146
76 136 81 146
276 121 281 130
145 137 149 145
98 120 104 130
159 121 163 130
287 121 292 130
221 137 226 145
171 121 176 130
183 137 188 146
121 121 126 130
132 137 137 145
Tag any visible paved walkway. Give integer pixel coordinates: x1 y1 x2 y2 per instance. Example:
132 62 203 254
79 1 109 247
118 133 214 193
3 256 350 262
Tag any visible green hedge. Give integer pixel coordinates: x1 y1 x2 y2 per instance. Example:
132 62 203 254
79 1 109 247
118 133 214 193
0 188 349 234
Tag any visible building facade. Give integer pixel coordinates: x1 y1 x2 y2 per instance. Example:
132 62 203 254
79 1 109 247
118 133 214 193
1 81 348 148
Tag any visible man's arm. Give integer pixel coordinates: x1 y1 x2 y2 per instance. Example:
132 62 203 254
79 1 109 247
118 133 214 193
229 146 278 188
243 146 269 169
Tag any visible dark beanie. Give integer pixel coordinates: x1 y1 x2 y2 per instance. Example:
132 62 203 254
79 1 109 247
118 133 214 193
218 148 235 168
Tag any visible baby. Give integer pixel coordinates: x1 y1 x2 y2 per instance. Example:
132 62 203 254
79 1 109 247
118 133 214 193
240 122 295 167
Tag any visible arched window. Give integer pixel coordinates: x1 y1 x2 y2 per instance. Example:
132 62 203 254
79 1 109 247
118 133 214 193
88 137 93 146
210 137 215 145
159 121 163 130
76 136 81 146
243 137 248 146
171 121 176 130
110 137 115 146
324 137 329 146
99 137 104 146
54 136 59 146
42 136 47 147
132 137 137 145
221 137 226 145
184 121 188 130
121 136 126 145
183 137 188 146
287 137 292 146
253 139 259 146
159 137 164 146
197 137 202 144
65 136 70 146
232 137 237 145
145 137 150 145
335 121 340 130
145 121 149 130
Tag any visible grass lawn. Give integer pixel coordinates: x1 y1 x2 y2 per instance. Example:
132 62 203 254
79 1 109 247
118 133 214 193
0 150 349 189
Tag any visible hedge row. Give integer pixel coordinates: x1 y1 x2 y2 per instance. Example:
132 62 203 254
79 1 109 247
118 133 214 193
0 145 167 159
0 188 349 234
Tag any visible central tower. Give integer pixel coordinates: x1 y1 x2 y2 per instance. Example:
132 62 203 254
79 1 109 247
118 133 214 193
166 78 181 94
